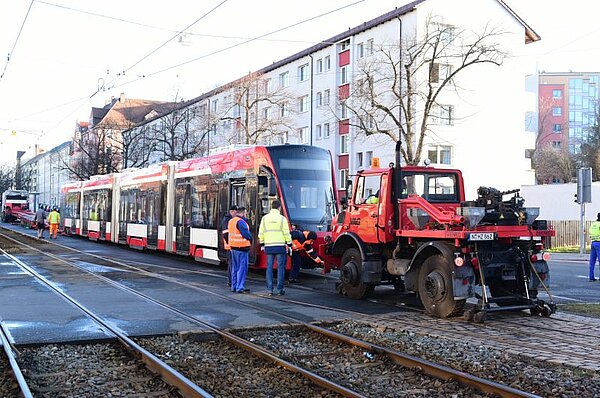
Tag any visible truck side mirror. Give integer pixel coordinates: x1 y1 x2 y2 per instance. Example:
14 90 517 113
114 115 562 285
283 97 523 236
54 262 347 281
268 176 277 197
345 179 353 206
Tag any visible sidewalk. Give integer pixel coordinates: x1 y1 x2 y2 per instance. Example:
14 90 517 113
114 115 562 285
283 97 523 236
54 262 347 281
549 252 589 262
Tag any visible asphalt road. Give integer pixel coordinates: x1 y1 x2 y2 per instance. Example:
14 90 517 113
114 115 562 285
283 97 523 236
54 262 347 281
541 253 600 304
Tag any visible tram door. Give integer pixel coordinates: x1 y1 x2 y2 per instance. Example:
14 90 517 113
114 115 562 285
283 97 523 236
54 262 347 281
217 180 230 259
175 180 192 254
231 178 257 264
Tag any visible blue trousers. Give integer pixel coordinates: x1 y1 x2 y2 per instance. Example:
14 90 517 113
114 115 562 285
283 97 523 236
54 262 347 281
231 249 249 292
266 253 286 293
590 241 600 280
290 251 302 279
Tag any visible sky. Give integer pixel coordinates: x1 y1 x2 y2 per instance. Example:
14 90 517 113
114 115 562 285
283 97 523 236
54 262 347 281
0 0 598 165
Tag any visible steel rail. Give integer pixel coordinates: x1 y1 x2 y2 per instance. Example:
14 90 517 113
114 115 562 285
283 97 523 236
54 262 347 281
0 234 364 398
0 247 213 398
0 230 540 398
0 318 33 398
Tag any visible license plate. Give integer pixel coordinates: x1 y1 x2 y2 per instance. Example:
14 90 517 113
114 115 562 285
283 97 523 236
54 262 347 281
468 232 495 241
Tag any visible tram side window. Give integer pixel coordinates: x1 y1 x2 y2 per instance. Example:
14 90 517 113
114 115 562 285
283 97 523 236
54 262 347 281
98 190 111 221
191 177 217 229
231 184 245 209
65 193 80 218
120 189 129 222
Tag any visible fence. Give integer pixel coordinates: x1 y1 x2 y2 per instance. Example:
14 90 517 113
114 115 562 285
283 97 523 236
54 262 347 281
547 220 592 248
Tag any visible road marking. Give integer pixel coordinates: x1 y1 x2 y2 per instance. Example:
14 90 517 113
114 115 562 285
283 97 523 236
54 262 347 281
576 275 592 279
538 292 582 302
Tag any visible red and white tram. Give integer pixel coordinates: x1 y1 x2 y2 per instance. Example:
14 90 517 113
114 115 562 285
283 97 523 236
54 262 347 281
60 145 338 269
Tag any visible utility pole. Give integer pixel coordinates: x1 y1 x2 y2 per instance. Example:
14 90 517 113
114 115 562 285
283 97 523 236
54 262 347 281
576 167 592 254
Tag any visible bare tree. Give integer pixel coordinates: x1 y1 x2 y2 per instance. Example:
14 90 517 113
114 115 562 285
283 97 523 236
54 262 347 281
66 127 122 180
345 16 508 165
218 72 295 145
152 104 208 162
0 165 15 193
533 146 573 184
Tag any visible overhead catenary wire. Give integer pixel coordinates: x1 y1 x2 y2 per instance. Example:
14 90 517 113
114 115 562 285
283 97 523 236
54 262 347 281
109 0 365 90
34 0 341 46
102 0 230 91
27 0 366 138
0 0 34 86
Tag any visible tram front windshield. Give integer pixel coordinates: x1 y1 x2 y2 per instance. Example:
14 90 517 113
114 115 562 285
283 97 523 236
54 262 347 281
271 149 336 231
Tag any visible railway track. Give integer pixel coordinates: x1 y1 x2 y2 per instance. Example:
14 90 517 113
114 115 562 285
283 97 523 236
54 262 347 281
0 227 544 397
30 229 600 368
0 246 211 398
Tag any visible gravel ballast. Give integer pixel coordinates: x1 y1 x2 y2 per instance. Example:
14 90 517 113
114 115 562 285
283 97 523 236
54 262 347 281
236 326 481 397
18 343 180 397
330 320 600 398
137 333 340 398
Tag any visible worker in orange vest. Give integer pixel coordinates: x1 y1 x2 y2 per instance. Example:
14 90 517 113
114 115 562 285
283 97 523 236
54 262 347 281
227 206 252 293
289 227 323 283
221 205 238 287
48 207 61 239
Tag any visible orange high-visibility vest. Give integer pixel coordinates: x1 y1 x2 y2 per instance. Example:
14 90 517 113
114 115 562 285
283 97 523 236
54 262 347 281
292 230 312 251
228 216 251 249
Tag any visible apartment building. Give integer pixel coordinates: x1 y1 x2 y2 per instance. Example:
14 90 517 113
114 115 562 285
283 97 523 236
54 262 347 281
123 0 538 199
538 72 599 154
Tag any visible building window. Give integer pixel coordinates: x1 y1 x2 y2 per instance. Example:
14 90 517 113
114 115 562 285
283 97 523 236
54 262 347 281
339 39 350 52
366 151 373 166
427 145 452 165
432 104 454 125
279 71 289 88
438 24 455 45
553 124 562 132
552 89 562 99
430 63 453 84
199 104 207 116
552 141 562 149
316 91 323 107
299 127 309 144
366 39 374 55
357 42 364 58
552 106 562 116
316 124 322 140
263 107 270 120
316 59 323 73
324 89 330 105
280 102 289 117
324 123 330 138
340 101 348 119
340 134 348 154
340 169 349 189
299 95 309 113
298 64 309 82
341 66 348 84
211 99 219 112
324 55 331 71
356 152 363 168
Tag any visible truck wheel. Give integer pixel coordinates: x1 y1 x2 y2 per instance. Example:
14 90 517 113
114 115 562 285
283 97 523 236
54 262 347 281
340 248 374 299
418 255 465 318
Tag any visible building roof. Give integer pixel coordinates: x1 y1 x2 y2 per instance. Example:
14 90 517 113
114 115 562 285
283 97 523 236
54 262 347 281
22 141 71 166
92 96 177 129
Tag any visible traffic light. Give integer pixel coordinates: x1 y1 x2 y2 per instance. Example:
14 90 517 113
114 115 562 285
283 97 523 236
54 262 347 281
576 167 592 204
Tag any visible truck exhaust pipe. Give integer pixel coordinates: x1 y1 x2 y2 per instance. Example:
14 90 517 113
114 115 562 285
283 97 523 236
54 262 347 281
394 140 402 229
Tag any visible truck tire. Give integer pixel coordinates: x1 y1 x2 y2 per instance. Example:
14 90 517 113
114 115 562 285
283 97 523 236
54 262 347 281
340 248 374 299
418 255 465 318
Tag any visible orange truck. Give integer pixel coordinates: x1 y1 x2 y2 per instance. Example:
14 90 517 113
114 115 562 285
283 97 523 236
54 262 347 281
324 143 555 321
